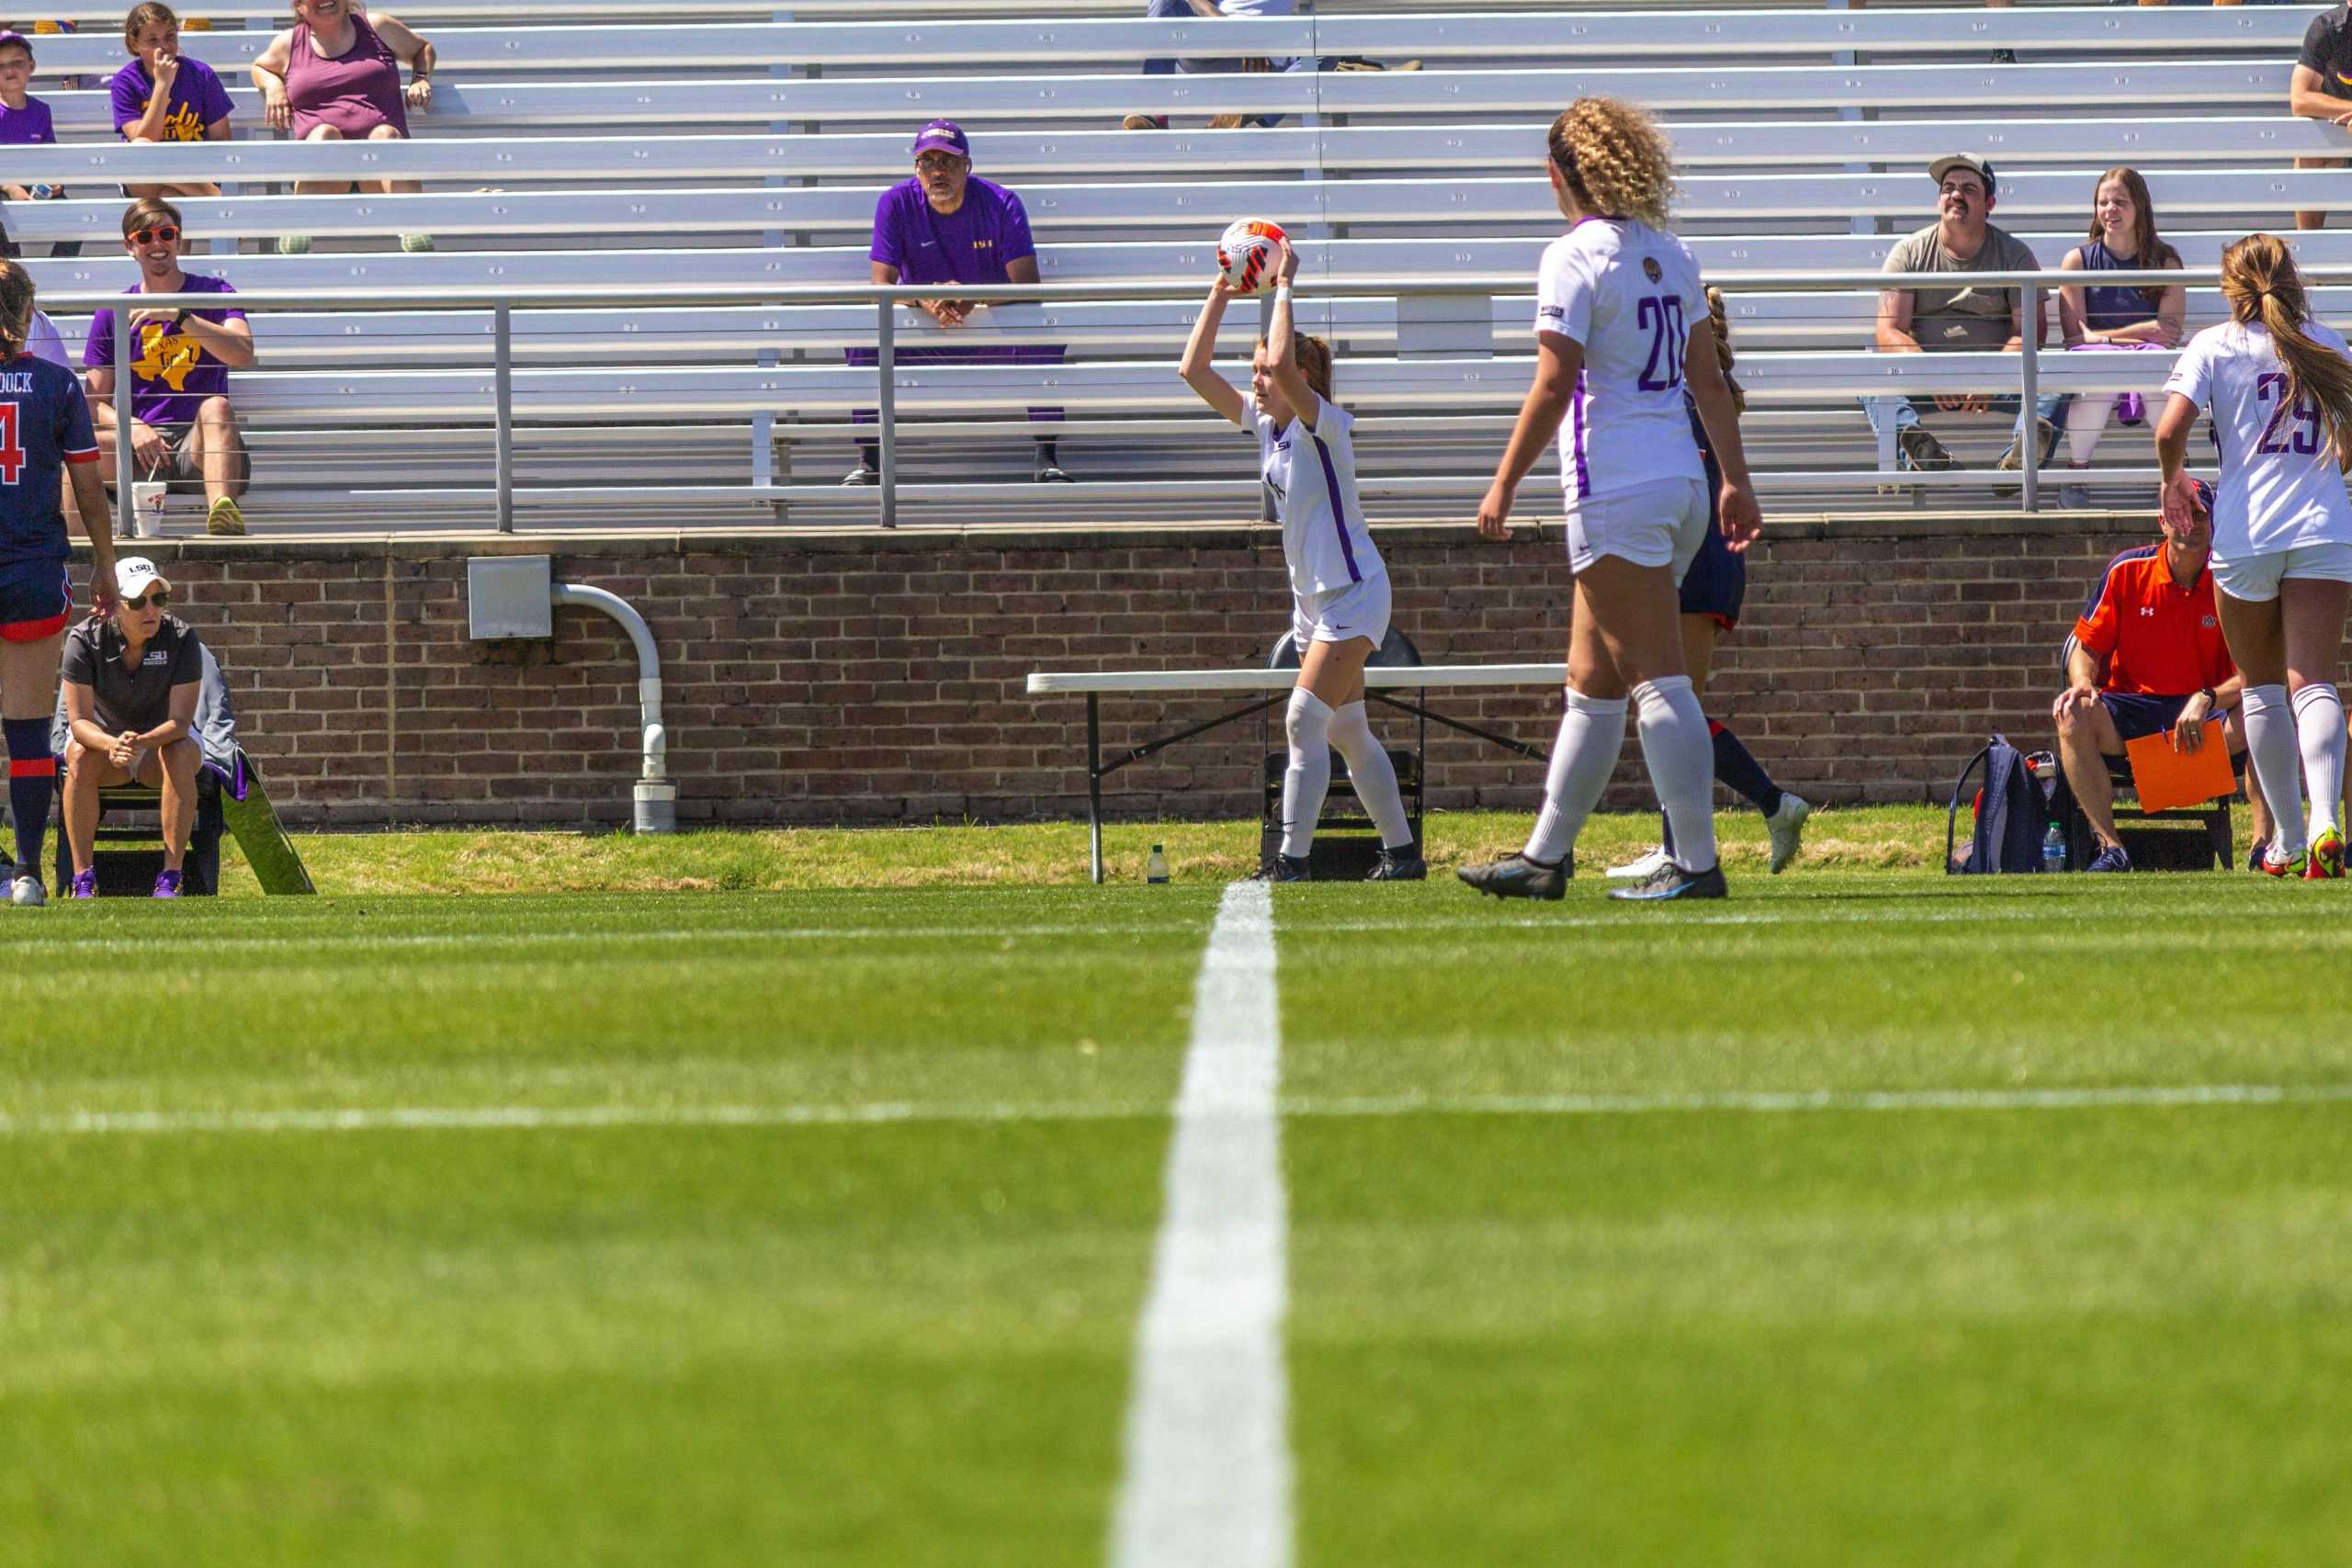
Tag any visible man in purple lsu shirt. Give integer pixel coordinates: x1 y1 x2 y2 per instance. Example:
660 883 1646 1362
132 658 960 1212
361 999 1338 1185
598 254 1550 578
845 119 1071 486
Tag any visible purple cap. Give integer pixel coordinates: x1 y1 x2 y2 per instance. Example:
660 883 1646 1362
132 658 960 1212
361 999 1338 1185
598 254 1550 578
0 31 33 57
910 119 969 160
2188 477 2214 515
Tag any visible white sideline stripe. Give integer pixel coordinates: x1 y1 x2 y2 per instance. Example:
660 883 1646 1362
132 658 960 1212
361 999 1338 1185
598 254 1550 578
8 1083 2352 1139
1109 880 1292 1568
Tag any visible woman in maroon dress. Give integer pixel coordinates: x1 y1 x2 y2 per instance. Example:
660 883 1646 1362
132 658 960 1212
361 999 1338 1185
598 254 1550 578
248 0 435 253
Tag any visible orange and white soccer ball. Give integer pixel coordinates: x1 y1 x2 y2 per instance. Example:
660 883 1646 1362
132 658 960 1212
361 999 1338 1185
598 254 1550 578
1217 219 1287 296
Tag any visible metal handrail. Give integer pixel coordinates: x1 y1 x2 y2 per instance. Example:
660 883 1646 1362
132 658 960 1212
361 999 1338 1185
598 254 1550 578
50 265 2281 533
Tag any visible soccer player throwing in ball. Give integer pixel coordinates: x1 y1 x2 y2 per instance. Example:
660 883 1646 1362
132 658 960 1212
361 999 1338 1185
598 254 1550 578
2155 232 2352 878
1458 96 1761 903
0 260 119 904
1179 237 1422 882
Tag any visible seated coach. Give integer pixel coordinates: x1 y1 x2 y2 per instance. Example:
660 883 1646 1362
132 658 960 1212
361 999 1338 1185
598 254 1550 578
60 555 204 897
2052 477 2268 873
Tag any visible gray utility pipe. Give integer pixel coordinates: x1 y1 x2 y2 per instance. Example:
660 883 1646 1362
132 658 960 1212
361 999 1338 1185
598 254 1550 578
551 582 674 834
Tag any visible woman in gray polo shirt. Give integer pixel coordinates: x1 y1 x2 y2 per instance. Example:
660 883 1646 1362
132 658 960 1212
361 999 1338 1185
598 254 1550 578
59 555 204 897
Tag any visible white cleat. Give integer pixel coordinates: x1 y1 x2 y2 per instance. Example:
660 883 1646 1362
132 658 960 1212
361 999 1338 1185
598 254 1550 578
1766 793 1814 874
1606 845 1673 881
11 874 47 908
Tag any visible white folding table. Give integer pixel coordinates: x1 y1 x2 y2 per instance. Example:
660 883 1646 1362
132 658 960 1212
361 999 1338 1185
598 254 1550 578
1024 664 1569 883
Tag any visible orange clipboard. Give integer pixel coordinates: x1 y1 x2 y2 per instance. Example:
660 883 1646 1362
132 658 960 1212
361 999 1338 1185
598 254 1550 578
2123 718 2236 812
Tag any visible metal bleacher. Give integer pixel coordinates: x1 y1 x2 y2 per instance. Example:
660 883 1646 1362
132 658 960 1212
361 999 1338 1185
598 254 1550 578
7 2 2346 530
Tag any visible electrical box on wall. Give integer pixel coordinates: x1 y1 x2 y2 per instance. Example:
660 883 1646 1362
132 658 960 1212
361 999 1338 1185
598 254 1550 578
467 556 554 640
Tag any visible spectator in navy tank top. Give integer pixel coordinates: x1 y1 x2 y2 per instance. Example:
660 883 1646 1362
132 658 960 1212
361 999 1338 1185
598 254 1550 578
844 119 1071 486
249 0 437 254
2055 167 2185 509
108 3 233 199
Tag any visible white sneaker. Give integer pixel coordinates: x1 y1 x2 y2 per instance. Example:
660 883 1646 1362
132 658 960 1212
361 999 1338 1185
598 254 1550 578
11 874 47 908
1766 793 1813 874
1606 845 1672 880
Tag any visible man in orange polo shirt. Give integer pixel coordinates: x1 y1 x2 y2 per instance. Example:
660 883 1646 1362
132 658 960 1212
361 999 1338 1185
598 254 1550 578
2053 478 2269 873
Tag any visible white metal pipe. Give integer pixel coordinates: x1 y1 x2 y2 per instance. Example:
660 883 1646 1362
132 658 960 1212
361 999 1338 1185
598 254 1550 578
550 581 672 831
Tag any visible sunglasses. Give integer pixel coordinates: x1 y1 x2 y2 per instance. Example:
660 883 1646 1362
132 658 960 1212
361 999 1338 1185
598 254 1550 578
126 225 179 247
124 591 170 609
914 153 966 173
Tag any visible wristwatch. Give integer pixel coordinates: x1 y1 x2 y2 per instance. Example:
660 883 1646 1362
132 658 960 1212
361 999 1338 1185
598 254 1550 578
2199 685 2219 709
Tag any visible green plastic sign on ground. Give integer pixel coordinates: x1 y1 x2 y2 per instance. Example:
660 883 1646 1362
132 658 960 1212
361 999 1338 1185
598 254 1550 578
221 772 314 895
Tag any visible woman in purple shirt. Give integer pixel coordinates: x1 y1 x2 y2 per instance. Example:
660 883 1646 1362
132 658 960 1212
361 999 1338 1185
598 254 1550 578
250 0 436 254
109 3 234 198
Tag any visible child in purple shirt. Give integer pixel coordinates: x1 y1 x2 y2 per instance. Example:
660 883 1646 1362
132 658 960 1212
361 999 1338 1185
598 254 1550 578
109 2 234 197
849 119 1070 485
0 32 80 257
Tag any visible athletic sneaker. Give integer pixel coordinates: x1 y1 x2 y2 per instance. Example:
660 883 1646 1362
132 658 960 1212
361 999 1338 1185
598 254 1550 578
399 233 435 253
1606 845 1671 881
1765 793 1813 874
840 465 878 487
2086 842 2132 874
2306 828 2345 881
1250 854 1311 883
11 874 46 907
276 233 312 255
1456 852 1568 901
1897 425 1955 473
2249 838 2271 873
1035 464 1075 484
2264 843 2310 879
1365 847 1426 882
1609 859 1728 902
68 867 95 899
153 869 183 898
207 495 245 536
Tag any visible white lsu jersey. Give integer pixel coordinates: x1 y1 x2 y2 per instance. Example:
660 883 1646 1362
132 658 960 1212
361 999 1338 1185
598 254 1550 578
1251 390 1385 599
1534 218 1709 504
2164 318 2352 559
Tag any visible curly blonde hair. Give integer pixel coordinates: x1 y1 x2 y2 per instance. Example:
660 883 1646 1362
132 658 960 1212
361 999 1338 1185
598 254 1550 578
1547 96 1676 230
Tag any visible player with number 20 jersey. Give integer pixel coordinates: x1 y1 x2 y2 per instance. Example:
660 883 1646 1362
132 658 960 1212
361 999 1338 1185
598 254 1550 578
1459 97 1762 908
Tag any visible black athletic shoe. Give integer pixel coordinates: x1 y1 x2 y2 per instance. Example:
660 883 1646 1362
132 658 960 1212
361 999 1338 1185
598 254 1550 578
1456 852 1568 901
1608 859 1728 903
1365 847 1427 882
1035 465 1075 483
1250 854 1312 883
841 464 879 486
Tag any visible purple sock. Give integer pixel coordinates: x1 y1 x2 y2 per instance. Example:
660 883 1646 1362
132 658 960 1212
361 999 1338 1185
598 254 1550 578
5 716 55 875
1711 720 1784 817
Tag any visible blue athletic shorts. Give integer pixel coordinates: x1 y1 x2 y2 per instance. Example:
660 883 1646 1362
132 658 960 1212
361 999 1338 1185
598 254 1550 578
2097 691 2193 747
0 560 71 643
1677 446 1745 630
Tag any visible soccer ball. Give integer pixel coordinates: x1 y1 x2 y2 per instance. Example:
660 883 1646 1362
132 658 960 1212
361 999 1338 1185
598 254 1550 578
1217 219 1286 297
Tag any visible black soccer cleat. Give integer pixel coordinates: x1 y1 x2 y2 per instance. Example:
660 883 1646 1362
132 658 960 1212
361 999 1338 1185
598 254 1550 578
1251 854 1312 883
1365 847 1427 882
1455 852 1568 901
1607 859 1728 903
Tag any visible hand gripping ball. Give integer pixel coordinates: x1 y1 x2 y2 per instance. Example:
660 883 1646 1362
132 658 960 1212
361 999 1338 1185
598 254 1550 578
1216 219 1287 297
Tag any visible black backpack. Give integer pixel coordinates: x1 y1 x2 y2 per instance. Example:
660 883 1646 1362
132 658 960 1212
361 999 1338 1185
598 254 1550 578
1948 733 2071 874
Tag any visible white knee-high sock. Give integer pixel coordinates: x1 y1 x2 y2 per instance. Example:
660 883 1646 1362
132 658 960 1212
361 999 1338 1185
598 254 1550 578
2244 683 2306 857
1281 687 1335 858
1328 699 1414 849
2293 682 2346 839
1522 687 1630 865
1631 674 1718 872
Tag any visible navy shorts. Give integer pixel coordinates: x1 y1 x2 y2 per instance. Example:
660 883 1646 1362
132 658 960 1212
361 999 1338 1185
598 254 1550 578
2098 691 2193 747
0 560 71 643
1677 446 1745 629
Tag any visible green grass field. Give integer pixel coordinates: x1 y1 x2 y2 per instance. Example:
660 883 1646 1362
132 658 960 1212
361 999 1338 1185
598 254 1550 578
6 813 2349 1565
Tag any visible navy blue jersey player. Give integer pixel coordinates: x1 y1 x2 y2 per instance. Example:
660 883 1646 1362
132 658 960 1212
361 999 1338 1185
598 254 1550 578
0 259 118 906
1606 287 1814 882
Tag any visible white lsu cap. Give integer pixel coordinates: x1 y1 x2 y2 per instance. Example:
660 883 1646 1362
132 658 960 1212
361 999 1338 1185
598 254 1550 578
115 556 171 600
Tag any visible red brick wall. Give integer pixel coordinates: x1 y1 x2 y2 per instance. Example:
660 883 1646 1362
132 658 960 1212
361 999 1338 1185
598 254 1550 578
140 518 2162 828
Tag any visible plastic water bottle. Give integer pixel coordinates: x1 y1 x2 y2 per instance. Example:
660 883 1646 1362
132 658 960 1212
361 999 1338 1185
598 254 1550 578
1146 844 1169 885
2042 822 2066 874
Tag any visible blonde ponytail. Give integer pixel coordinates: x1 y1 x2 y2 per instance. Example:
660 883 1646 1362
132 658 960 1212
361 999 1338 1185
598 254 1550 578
1704 286 1745 414
2222 233 2352 470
